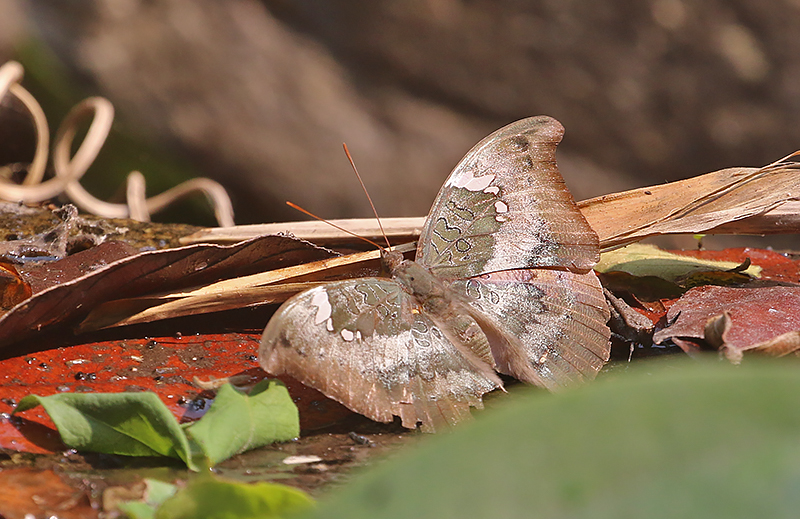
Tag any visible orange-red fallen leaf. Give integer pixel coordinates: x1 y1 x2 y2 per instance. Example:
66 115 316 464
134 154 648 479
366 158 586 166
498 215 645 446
0 468 97 519
653 286 800 359
0 332 355 454
0 259 31 311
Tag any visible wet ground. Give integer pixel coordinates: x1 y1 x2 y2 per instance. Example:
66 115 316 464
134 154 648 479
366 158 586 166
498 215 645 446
0 418 418 517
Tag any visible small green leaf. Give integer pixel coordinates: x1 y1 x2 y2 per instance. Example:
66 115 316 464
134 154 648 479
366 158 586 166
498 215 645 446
118 478 178 519
154 475 313 519
14 392 197 470
185 380 299 466
143 478 179 506
118 501 157 519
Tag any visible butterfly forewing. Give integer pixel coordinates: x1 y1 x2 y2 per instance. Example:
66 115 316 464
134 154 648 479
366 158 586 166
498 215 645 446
452 268 611 389
417 116 599 279
259 279 502 432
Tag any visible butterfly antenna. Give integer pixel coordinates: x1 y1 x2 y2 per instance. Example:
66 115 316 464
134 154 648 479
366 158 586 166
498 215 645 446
343 143 392 249
285 201 385 250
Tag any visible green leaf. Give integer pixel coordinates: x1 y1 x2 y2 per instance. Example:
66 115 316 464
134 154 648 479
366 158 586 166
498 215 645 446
13 381 299 472
118 501 157 519
185 380 299 466
118 478 178 519
13 392 197 470
303 358 800 518
154 475 313 519
596 243 761 281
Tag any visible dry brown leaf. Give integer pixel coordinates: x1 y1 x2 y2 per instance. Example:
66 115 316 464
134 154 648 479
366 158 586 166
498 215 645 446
722 330 800 363
703 310 800 363
181 152 800 250
579 152 800 249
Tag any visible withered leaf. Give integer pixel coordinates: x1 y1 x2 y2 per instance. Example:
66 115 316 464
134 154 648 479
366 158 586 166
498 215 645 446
77 243 415 331
18 241 140 293
579 153 800 249
595 243 761 282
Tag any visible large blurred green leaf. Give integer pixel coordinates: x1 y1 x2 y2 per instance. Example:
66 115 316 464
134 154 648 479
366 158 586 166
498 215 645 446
303 359 800 518
185 379 299 466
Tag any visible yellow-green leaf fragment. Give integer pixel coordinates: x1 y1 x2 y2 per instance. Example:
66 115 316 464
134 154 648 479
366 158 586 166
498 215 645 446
596 243 761 281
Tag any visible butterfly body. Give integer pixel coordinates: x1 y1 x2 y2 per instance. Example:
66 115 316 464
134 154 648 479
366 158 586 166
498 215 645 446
260 116 611 432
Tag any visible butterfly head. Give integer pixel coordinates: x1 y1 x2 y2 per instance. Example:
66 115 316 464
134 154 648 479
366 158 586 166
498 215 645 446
380 248 405 274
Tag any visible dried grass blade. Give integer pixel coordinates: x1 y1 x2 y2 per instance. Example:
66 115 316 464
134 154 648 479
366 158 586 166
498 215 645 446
180 217 426 245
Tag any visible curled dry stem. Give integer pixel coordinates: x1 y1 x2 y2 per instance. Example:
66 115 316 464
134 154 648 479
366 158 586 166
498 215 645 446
0 60 235 227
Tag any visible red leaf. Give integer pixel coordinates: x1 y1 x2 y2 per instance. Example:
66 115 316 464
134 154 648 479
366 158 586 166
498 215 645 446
0 332 355 454
654 285 800 354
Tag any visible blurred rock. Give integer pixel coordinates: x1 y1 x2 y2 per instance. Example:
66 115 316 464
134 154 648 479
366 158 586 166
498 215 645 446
8 0 800 229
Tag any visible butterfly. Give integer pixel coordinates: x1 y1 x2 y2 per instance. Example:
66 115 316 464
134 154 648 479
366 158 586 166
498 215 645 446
259 116 611 432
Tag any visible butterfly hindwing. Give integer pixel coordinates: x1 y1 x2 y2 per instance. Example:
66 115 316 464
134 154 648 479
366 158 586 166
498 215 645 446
259 279 502 432
417 116 599 279
452 269 611 390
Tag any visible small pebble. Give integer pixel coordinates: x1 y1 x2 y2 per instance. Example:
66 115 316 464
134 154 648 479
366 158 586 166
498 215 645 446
282 455 323 465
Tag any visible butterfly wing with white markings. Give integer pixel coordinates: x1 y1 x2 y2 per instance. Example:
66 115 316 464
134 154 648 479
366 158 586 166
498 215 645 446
416 116 610 388
452 269 610 389
417 116 599 279
259 278 502 432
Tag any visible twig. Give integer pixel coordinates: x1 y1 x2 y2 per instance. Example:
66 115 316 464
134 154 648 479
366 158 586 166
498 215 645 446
0 60 235 227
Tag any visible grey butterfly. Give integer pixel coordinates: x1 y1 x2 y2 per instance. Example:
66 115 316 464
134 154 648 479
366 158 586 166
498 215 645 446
259 116 611 432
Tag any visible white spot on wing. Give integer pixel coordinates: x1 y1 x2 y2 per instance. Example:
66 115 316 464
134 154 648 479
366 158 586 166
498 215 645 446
341 329 355 341
494 200 508 213
311 289 332 325
484 186 500 195
447 169 495 192
326 318 334 332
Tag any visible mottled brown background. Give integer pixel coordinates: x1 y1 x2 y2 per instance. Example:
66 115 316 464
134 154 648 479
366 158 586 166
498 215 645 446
2 1 799 235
